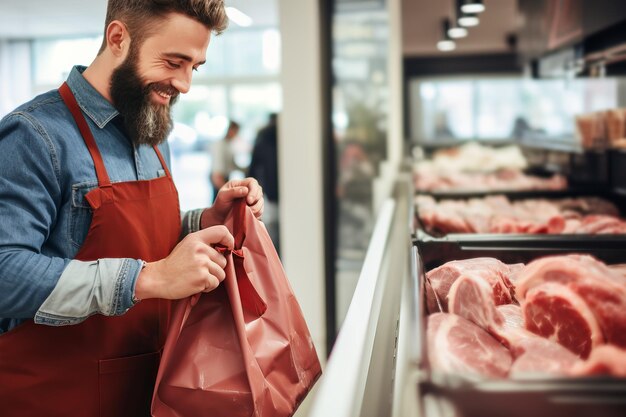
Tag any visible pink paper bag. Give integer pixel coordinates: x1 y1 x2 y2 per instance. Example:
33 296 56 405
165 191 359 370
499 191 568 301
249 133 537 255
152 199 322 417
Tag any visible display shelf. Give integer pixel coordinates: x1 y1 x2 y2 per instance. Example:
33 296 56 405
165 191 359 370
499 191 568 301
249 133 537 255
519 136 586 154
307 179 412 417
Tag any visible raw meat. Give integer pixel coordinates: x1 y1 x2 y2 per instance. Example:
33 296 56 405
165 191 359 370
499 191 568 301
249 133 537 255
448 274 505 332
570 345 626 377
523 282 603 358
516 255 626 351
443 274 578 376
507 329 581 377
415 195 625 236
427 313 512 378
414 166 567 192
558 197 620 217
425 255 626 380
416 195 475 234
497 304 524 329
506 263 525 284
425 258 516 313
417 142 528 173
575 215 626 234
491 305 579 376
608 264 626 278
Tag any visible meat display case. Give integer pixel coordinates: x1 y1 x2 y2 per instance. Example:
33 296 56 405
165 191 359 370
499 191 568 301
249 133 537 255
415 232 626 270
412 242 626 417
413 189 626 269
306 176 626 417
415 186 607 201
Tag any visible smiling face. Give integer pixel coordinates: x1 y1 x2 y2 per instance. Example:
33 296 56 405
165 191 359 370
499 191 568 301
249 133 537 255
110 12 211 146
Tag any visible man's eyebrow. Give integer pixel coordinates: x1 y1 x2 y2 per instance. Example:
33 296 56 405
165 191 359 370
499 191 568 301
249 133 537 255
163 52 206 66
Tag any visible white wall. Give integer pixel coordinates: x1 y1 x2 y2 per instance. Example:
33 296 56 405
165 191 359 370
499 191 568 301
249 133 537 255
277 0 326 361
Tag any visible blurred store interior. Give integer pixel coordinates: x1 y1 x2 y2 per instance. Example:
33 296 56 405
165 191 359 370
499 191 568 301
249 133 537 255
4 0 626 415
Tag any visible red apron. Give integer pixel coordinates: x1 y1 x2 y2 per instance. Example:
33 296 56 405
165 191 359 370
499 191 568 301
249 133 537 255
0 82 181 417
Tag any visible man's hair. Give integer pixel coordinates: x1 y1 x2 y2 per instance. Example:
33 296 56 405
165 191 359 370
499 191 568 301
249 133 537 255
98 0 228 54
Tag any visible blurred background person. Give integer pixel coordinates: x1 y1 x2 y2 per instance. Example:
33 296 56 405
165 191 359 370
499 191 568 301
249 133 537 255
209 120 241 202
249 113 280 254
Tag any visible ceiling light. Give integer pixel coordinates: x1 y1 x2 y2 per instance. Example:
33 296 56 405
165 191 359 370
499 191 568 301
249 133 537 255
458 13 480 27
225 7 253 27
437 19 457 52
448 5 468 38
448 27 468 38
459 0 485 14
437 40 456 52
447 15 468 40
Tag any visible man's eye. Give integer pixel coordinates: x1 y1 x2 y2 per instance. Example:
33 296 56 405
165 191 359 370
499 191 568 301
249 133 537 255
166 60 181 69
192 67 199 72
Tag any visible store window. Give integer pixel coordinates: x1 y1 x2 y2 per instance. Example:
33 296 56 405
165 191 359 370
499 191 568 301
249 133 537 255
32 37 102 92
330 1 391 334
200 28 281 77
410 77 621 144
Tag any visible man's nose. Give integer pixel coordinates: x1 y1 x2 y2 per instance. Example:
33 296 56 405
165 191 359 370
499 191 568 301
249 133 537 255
172 68 192 94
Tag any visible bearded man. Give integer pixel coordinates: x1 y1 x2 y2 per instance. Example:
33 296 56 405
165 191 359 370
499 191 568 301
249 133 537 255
0 1 264 416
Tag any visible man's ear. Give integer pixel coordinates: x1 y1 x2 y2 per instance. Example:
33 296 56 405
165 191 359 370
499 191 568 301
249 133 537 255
105 20 130 59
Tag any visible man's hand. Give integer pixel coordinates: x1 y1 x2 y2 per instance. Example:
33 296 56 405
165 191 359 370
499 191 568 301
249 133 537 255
134 226 234 300
201 177 264 228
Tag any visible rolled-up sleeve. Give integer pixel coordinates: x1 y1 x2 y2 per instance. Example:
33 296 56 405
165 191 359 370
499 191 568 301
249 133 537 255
35 258 143 325
181 208 204 237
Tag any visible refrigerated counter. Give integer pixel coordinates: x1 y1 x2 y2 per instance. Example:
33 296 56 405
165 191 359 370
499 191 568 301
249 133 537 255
306 175 626 417
306 176 418 417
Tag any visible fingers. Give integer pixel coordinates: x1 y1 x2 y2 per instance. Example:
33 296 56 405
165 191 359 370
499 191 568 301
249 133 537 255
202 274 221 293
212 180 264 220
207 258 226 282
219 178 263 206
241 178 263 206
207 245 227 269
216 186 249 203
250 197 264 219
203 247 229 292
195 225 234 249
200 246 228 293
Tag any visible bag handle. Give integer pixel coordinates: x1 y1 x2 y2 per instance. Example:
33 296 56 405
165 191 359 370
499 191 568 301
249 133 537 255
227 198 267 317
232 198 247 250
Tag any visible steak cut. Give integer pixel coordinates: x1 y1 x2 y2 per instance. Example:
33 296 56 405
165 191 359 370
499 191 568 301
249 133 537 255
570 345 626 377
507 329 581 377
516 255 626 350
523 282 603 358
426 257 516 313
448 274 505 332
489 305 581 376
427 313 512 378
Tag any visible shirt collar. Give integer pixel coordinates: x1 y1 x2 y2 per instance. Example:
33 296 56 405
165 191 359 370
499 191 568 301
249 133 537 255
65 65 119 129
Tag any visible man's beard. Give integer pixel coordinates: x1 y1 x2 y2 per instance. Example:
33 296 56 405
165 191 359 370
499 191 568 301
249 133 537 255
110 52 179 147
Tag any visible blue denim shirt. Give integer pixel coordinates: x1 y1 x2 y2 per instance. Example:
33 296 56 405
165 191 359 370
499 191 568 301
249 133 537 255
0 66 203 333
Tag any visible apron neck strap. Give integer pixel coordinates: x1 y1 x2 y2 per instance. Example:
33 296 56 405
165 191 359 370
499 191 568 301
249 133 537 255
60 82 174 184
152 145 173 179
59 82 112 187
